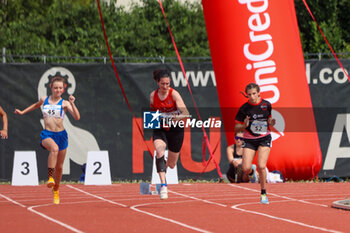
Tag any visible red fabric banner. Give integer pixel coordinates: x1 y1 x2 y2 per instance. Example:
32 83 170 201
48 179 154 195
202 0 322 179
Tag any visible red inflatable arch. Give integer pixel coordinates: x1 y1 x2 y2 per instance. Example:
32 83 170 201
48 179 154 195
202 0 322 180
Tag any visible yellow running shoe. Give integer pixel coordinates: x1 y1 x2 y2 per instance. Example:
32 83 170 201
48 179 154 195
47 176 55 188
53 190 60 204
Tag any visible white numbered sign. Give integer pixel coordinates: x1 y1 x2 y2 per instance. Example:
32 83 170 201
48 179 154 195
151 150 179 184
12 151 39 186
84 151 112 185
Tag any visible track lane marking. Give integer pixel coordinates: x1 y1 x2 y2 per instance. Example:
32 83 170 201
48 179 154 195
231 202 343 233
228 184 343 233
130 200 212 233
166 184 344 233
67 185 213 233
229 184 328 207
67 185 127 207
1 192 84 233
28 203 84 233
0 193 26 208
168 190 227 207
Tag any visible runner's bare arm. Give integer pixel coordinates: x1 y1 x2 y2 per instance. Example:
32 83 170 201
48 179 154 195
235 116 250 132
65 95 80 120
0 106 8 139
14 97 45 115
172 90 189 120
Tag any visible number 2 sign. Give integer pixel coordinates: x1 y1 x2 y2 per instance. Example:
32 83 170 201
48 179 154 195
84 151 112 185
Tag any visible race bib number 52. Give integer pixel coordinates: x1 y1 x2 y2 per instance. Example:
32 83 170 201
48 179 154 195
250 120 268 134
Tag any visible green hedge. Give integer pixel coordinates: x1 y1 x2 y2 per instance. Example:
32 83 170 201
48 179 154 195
0 0 349 61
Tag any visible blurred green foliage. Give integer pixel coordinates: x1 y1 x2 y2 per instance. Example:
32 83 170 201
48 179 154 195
294 0 350 55
0 0 349 61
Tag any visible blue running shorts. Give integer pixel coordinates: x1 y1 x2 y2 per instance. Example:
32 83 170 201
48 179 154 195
40 129 68 151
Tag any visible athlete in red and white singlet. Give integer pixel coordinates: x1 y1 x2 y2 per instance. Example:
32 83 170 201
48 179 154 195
151 87 177 113
150 69 189 200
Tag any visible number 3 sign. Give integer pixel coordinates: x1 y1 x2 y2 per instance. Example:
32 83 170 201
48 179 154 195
12 151 39 186
84 151 112 185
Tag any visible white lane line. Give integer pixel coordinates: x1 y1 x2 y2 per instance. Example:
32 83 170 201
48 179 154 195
67 185 213 232
130 200 212 233
1 192 84 233
167 186 340 233
207 197 343 202
28 203 84 233
228 184 328 207
67 185 127 207
0 193 26 208
168 190 227 207
231 202 343 233
228 184 343 233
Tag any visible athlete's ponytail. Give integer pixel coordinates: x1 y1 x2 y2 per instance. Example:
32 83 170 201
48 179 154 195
240 91 248 98
153 69 171 82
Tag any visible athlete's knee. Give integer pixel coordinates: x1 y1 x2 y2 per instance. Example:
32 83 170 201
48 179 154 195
50 145 59 153
155 146 166 158
154 142 166 155
257 164 266 172
156 156 167 173
167 162 176 169
155 151 164 159
242 165 251 175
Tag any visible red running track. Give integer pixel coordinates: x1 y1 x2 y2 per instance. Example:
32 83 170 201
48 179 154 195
0 183 349 233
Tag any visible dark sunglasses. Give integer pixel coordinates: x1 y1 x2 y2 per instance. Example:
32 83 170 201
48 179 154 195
235 136 244 141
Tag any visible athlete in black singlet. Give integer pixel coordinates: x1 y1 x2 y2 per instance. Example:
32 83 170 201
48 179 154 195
235 83 276 204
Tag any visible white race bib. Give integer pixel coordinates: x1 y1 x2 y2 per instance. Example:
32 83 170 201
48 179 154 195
43 104 62 118
250 120 268 134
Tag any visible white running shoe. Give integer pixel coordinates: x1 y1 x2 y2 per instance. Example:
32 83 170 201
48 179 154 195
160 186 168 200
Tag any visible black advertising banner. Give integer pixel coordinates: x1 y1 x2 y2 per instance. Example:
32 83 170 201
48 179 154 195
307 60 350 178
0 63 222 182
0 60 350 182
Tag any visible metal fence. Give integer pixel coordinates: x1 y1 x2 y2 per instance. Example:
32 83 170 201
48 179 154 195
2 47 350 64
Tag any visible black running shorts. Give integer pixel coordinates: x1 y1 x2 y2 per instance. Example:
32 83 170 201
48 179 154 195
152 127 184 153
242 134 272 151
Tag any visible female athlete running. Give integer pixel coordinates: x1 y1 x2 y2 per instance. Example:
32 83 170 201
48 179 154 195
150 69 189 200
15 76 80 204
235 83 275 204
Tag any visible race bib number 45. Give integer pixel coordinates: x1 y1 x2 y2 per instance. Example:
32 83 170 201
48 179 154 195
43 105 61 118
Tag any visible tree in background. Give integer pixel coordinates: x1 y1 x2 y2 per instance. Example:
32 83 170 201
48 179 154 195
295 0 350 56
0 0 209 61
0 0 349 61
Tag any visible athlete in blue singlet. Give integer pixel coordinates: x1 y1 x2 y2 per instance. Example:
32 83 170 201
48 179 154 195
15 76 80 204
